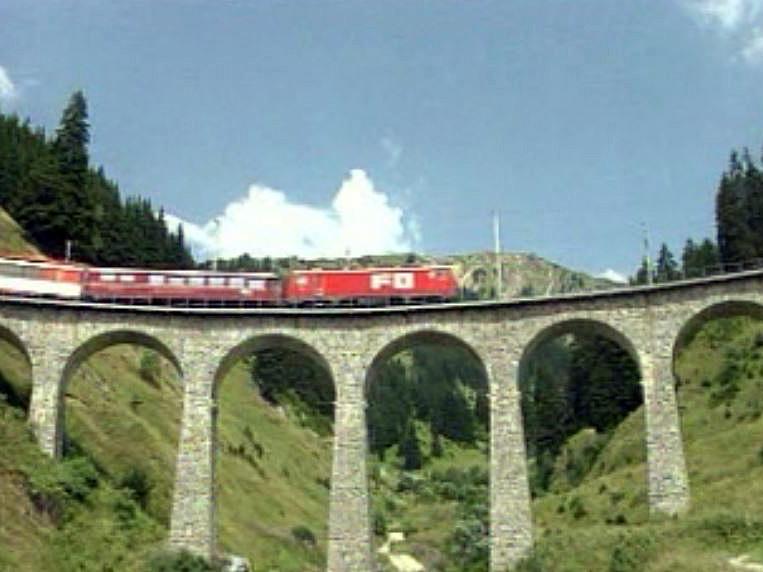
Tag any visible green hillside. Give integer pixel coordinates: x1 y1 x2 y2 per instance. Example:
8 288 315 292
519 315 763 571
0 206 40 257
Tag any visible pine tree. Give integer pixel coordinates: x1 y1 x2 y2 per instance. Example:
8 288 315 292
52 91 89 190
654 243 679 283
399 422 423 471
717 153 756 265
682 239 699 278
745 150 763 255
630 259 652 286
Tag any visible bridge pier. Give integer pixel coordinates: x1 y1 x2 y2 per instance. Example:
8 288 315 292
28 347 69 458
169 359 217 559
642 353 690 515
327 358 374 572
488 348 533 572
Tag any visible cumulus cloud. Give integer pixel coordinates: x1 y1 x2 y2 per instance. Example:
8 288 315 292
596 269 628 284
689 0 759 28
683 0 763 63
0 66 18 103
167 169 419 260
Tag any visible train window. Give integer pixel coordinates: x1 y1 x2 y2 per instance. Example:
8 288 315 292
296 275 308 286
247 279 265 291
119 274 135 282
229 277 245 288
189 276 205 286
149 274 165 285
168 276 186 286
0 263 23 277
208 276 225 287
101 274 116 282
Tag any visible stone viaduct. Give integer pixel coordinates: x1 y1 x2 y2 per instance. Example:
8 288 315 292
2 270 763 571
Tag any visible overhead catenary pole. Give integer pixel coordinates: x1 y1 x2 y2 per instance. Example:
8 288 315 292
494 210 502 299
642 222 653 285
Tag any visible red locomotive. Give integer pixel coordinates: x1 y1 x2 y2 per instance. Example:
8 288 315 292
283 266 458 305
0 256 459 306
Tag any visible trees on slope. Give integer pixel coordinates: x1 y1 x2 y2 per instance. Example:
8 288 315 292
0 91 193 267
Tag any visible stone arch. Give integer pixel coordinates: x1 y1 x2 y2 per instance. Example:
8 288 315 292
518 318 642 382
672 299 763 362
212 332 335 397
209 332 337 567
365 328 489 394
56 329 183 457
0 322 33 409
63 329 183 386
0 322 31 364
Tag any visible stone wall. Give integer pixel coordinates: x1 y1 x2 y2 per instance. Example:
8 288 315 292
1 271 762 570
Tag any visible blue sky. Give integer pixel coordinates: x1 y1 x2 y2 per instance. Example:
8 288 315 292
2 1 763 280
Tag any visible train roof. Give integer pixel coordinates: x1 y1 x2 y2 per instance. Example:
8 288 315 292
0 255 84 269
91 267 279 278
288 265 455 275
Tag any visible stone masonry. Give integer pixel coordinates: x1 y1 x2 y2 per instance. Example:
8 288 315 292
3 270 763 571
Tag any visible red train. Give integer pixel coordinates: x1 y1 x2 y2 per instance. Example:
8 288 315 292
0 256 459 306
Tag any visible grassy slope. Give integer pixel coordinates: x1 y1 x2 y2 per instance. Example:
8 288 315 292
523 316 763 571
0 345 334 571
0 207 40 257
216 362 332 571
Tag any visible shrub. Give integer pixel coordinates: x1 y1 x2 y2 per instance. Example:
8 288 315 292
568 496 587 520
146 549 221 571
608 531 656 572
26 455 99 517
373 508 387 536
120 466 152 509
694 512 763 546
291 524 317 547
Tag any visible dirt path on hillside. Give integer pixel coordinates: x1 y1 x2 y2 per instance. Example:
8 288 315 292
729 554 763 571
377 532 425 572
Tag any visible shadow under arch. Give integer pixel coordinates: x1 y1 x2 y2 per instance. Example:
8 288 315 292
365 329 489 393
62 329 183 385
212 333 336 397
0 323 33 409
673 300 763 363
518 318 642 382
0 323 31 363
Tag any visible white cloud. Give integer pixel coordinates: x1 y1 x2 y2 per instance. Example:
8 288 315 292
595 269 628 284
689 0 757 29
684 0 763 63
167 169 419 260
741 28 763 60
0 66 18 103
